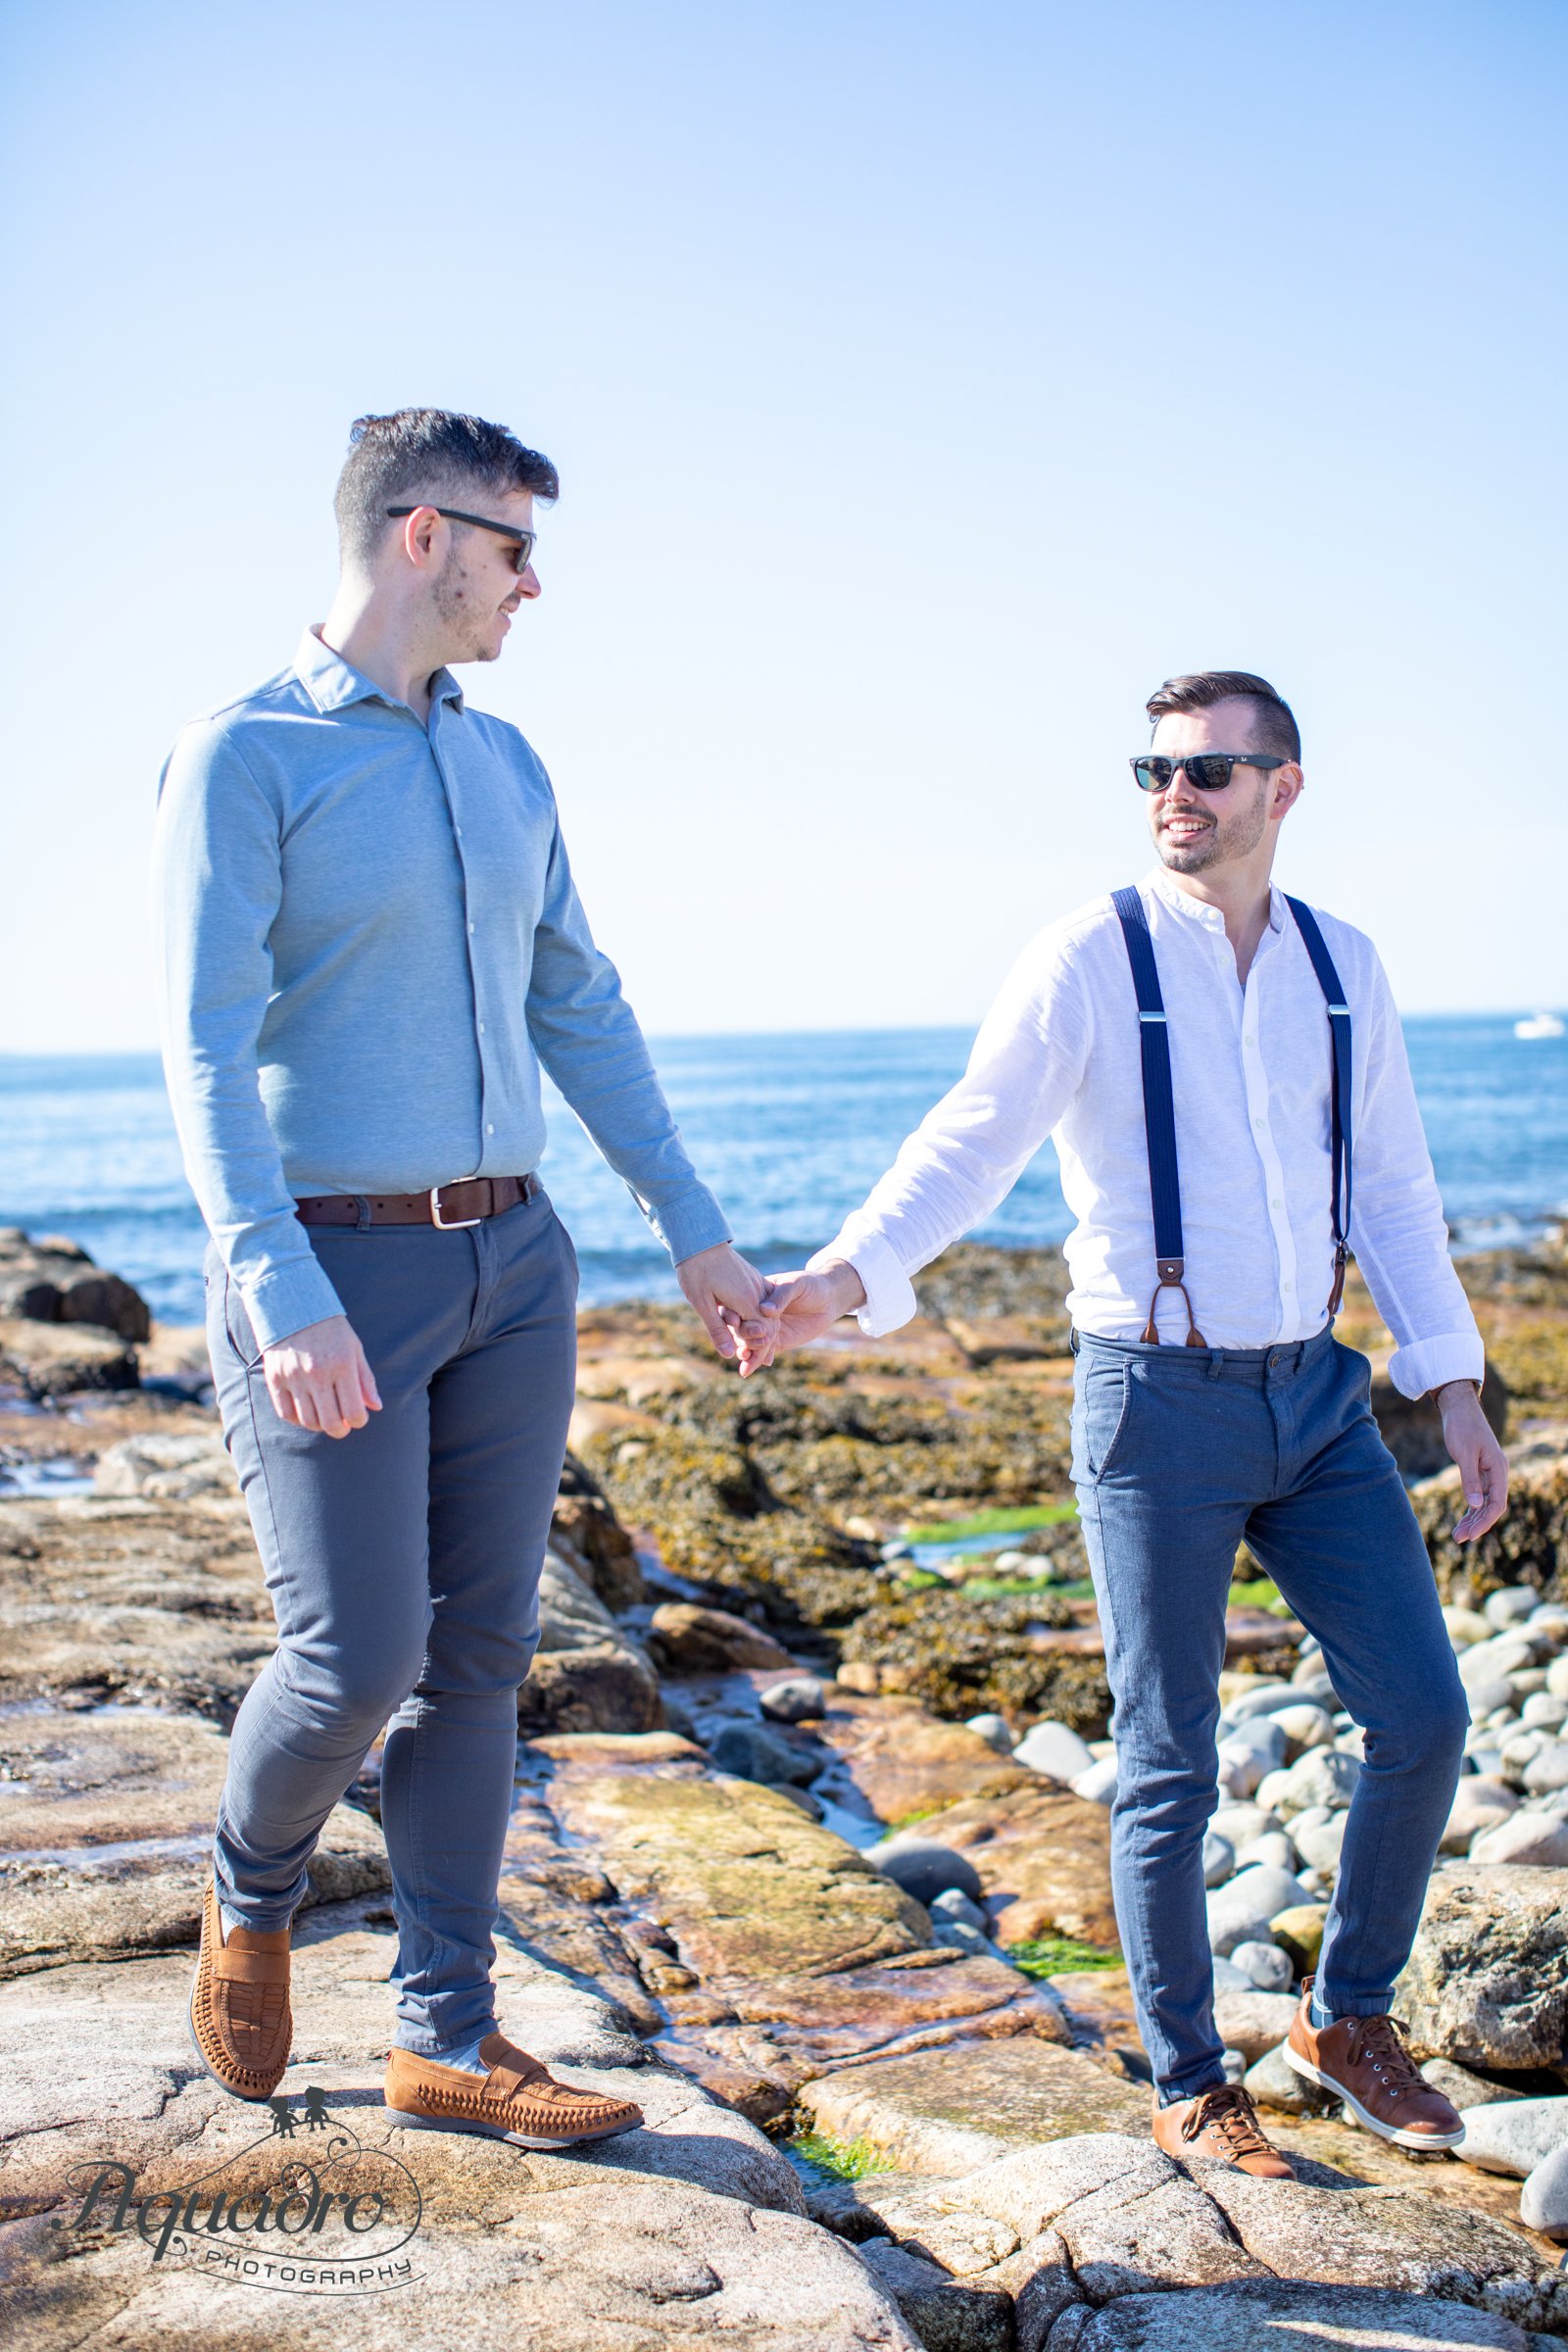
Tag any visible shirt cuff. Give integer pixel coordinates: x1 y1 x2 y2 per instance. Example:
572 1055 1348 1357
244 1256 347 1352
653 1184 732 1267
1386 1331 1487 1402
808 1230 918 1338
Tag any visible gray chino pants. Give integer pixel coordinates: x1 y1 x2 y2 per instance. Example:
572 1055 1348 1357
205 1189 577 2054
1071 1325 1468 2104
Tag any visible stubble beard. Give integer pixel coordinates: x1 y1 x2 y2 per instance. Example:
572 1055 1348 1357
432 552 503 663
1155 780 1269 874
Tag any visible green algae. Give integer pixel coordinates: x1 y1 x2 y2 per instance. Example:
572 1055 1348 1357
1007 1936 1122 1977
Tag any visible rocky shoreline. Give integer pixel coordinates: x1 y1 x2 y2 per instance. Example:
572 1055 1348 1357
3 1223 1568 2348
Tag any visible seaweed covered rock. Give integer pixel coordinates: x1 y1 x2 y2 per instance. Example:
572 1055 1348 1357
838 1590 1112 1731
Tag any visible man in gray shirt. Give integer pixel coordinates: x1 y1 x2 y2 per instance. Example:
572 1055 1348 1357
155 410 775 2148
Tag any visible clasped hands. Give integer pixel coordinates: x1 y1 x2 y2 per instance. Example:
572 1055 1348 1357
676 1245 866 1378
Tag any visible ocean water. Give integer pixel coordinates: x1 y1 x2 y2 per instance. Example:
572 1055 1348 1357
0 1017 1564 1326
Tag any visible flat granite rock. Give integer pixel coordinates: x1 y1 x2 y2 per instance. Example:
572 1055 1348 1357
809 1691 1034 1826
1040 2280 1544 2350
798 2041 1152 2175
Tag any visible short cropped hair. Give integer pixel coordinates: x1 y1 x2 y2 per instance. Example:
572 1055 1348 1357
1145 670 1300 763
334 410 560 565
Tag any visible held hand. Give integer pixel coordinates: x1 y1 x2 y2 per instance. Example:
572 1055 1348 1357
742 1260 868 1369
676 1244 780 1378
262 1314 382 1439
1437 1382 1509 1542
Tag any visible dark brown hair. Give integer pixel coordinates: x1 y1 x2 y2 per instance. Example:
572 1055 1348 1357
334 410 559 565
1145 670 1300 763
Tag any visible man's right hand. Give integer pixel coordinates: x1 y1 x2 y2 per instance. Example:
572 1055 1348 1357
734 1259 867 1373
261 1314 382 1438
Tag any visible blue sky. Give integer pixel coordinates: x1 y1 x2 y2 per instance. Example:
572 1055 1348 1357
2 0 1562 1048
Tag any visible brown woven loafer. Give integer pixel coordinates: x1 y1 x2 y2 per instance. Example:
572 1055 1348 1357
384 2033 644 2149
187 1877 292 2101
1152 2083 1296 2178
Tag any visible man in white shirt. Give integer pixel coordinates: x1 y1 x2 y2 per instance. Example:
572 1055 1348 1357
748 670 1508 2177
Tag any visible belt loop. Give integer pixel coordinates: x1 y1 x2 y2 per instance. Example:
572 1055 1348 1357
355 1194 372 1233
1206 1350 1224 1381
1069 1328 1081 1356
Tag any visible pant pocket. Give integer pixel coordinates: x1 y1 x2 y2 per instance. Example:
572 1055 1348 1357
1072 1360 1133 1483
220 1274 266 1373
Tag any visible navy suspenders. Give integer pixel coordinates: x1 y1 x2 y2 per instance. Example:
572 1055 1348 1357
1112 886 1353 1345
1110 887 1206 1345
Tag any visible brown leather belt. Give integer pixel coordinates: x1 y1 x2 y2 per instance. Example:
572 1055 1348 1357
294 1174 539 1230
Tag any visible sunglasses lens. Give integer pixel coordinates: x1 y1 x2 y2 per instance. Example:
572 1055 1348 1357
1134 759 1170 792
1185 756 1234 790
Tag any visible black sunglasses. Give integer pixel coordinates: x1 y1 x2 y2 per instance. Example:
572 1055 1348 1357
1130 753 1285 793
385 505 536 574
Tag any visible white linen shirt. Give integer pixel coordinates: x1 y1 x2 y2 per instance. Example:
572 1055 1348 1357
811 869 1483 1400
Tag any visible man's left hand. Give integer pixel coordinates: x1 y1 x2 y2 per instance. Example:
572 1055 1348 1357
1436 1381 1509 1542
676 1243 781 1377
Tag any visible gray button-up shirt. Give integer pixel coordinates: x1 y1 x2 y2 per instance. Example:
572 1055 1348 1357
152 628 728 1349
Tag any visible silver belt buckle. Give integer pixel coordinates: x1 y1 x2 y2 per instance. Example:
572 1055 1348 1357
429 1183 483 1230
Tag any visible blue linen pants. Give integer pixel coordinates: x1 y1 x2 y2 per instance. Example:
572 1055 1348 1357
1070 1325 1467 2103
205 1189 578 2055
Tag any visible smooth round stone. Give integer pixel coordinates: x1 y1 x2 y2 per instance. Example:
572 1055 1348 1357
1453 2094 1568 2179
1275 1747 1361 1814
1459 1635 1537 1688
1529 1605 1568 1641
1484 1587 1542 1630
1072 1755 1118 1805
1253 1768 1294 1813
1498 1728 1550 1776
1334 1727 1366 1760
1440 1776 1519 1855
1234 1831 1299 1876
1293 1812 1348 1873
1269 1903 1329 1972
758 1674 827 1724
1465 1746 1504 1780
1210 1803 1284 1846
1012 1720 1097 1782
1509 1669 1548 1697
1230 1938 1294 1992
993 1550 1032 1573
1522 1741 1568 1794
1272 1703 1334 1757
1202 1831 1237 1887
866 1837 984 1905
930 1886 989 1933
964 1712 1014 1754
1245 2039 1333 2115
1290 1803 1334 1834
1529 1788 1568 1819
1522 1692 1568 1731
1289 1670 1338 1706
1225 1682 1298 1723
1219 2047 1248 2083
1206 1863 1311 1956
1548 1655 1568 1701
1467 1678 1517 1722
1469 1811 1568 1867
1443 1604 1493 1648
1522 2139 1568 2238
710 1721 817 1786
1210 1955 1253 1993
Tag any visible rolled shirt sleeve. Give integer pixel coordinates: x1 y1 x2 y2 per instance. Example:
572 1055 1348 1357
152 723 346 1350
810 937 1092 1336
525 815 730 1266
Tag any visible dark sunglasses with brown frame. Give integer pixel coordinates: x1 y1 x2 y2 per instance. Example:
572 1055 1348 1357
1131 753 1286 793
385 505 536 574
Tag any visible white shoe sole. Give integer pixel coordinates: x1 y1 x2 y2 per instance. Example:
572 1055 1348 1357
1281 2040 1464 2150
386 2103 642 2152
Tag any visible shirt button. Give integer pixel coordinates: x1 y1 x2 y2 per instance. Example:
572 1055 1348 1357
486 1123 495 1135
1253 1115 1264 1129
478 1021 486 1035
1271 1198 1283 1209
468 922 475 934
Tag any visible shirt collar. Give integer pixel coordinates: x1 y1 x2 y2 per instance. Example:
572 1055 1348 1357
1143 865 1285 937
293 626 465 717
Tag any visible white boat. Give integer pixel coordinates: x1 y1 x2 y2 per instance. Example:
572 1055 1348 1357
1514 1011 1566 1040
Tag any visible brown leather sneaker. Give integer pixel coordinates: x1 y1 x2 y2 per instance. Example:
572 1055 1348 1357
1152 2083 1296 2178
1283 1981 1463 2150
187 1878 292 2101
384 2033 645 2150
